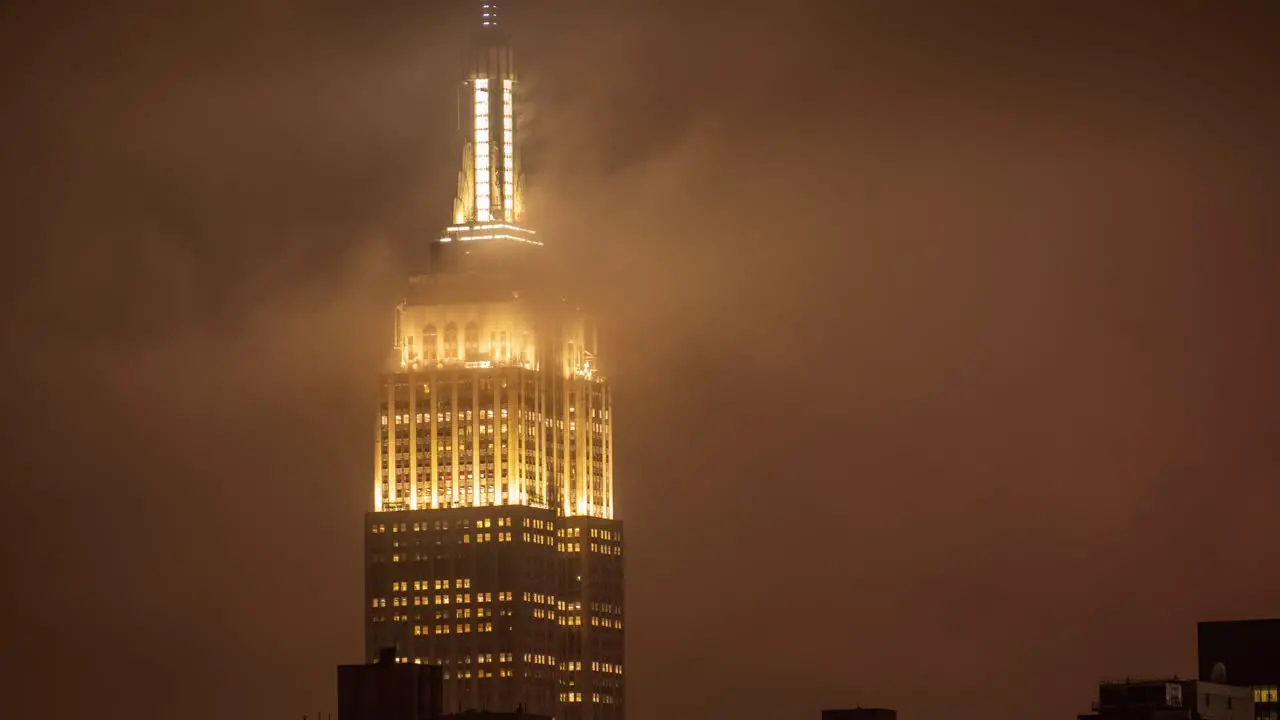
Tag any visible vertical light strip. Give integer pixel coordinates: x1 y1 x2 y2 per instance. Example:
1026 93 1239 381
430 382 439 509
500 378 510 506
374 406 384 512
451 382 460 507
471 381 481 507
605 389 614 519
491 379 500 507
474 79 491 222
502 79 514 221
537 378 546 509
386 384 397 505
576 389 587 517
409 376 418 510
584 385 593 518
516 377 526 505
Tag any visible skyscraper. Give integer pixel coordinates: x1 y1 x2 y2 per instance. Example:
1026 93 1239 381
364 5 625 720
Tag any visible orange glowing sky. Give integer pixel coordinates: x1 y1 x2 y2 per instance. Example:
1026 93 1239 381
1 2 1278 719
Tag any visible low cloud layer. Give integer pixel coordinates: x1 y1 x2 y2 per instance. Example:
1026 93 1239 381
1 2 1277 719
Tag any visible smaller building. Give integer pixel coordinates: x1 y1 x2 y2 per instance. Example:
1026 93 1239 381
442 711 550 720
1199 618 1280 720
1079 678 1252 720
338 647 444 720
822 708 897 720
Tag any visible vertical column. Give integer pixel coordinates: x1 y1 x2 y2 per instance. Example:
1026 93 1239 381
394 307 405 367
374 389 384 512
604 386 614 520
474 79 491 222
409 372 418 510
568 387 578 517
533 373 542 507
575 381 587 517
472 376 481 507
494 374 504 507
515 370 526 505
430 378 439 509
451 378 460 508
583 381 594 518
502 77 515 221
387 382 397 505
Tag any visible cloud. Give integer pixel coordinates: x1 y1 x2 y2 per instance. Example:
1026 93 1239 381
1 2 1278 719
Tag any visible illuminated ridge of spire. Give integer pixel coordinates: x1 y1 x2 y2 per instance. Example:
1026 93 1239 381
443 0 534 247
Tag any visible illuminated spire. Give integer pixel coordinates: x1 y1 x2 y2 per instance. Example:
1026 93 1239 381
445 0 533 246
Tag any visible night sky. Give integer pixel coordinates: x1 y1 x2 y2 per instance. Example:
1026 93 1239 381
2 2 1279 719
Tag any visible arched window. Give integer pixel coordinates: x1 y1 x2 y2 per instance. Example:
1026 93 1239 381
423 325 438 362
444 322 458 361
464 321 480 360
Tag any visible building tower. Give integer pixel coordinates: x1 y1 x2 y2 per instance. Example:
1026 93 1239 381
364 4 625 720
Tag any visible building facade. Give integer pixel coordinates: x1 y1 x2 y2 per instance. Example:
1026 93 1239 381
364 5 624 720
1199 619 1280 720
1078 678 1253 720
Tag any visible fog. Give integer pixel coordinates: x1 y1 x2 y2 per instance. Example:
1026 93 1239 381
1 2 1278 719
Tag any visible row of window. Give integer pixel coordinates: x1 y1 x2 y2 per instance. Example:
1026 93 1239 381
384 407 611 425
381 609 619 629
392 653 560 666
384 418 608 439
557 616 623 629
441 668 514 679
376 518 545 533
558 692 618 704
380 534 608 561
388 599 502 615
401 322 521 362
413 623 497 635
373 591 514 607
390 408 607 424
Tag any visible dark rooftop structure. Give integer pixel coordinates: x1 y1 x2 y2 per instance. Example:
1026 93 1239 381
822 707 897 720
1077 677 1252 720
1198 619 1280 720
442 711 551 720
338 647 444 720
1199 619 1280 687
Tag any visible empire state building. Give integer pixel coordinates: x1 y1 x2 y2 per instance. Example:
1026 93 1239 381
363 4 625 720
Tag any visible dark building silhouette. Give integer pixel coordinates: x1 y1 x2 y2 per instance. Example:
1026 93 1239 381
822 708 897 720
1077 678 1252 720
361 3 625 720
443 711 551 720
339 648 445 720
1199 619 1280 720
